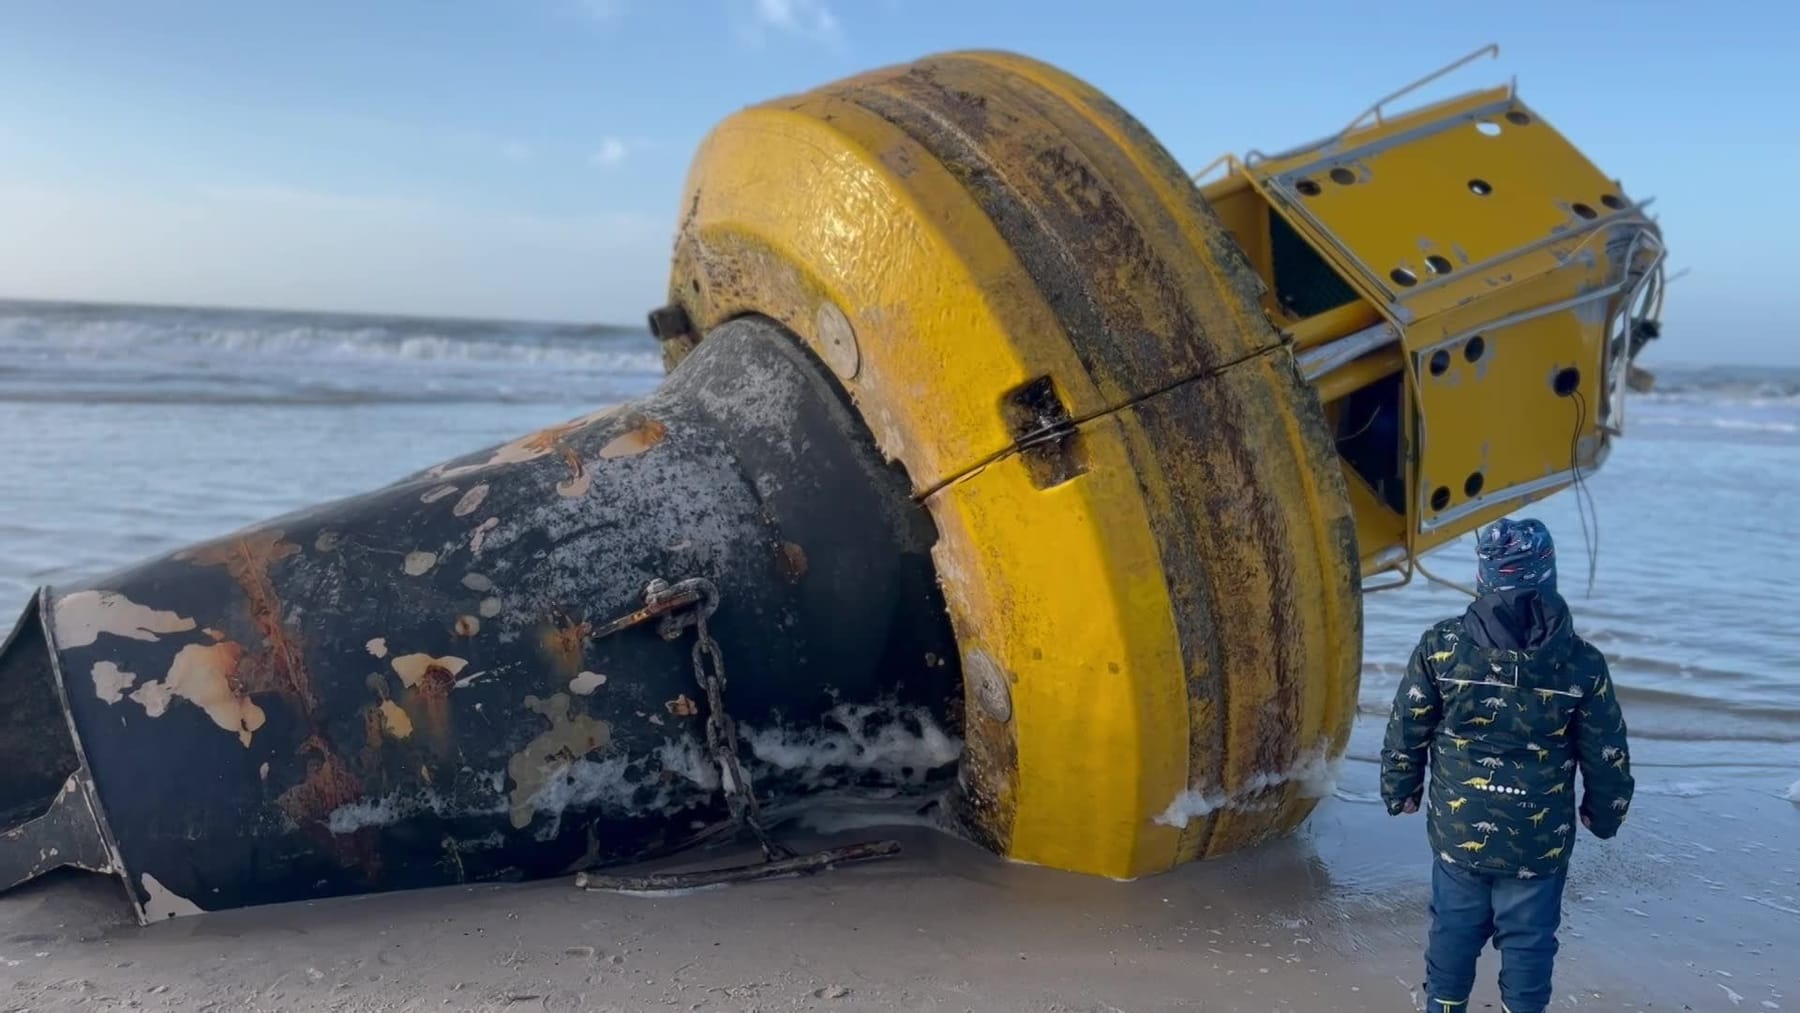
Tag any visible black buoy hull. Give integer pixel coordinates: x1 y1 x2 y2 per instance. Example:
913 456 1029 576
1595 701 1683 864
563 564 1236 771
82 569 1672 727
0 317 961 919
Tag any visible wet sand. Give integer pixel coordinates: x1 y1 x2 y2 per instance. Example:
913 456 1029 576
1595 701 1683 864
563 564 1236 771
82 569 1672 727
3 720 1793 1013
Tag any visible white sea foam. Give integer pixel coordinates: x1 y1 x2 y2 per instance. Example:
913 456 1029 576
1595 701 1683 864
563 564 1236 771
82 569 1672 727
1155 743 1342 828
326 770 509 834
742 702 963 788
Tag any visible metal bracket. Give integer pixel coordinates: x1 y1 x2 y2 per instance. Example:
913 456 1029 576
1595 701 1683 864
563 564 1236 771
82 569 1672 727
0 774 113 893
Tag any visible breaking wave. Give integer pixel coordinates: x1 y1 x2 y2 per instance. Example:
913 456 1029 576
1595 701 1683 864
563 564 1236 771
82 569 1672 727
0 298 663 405
1641 364 1800 403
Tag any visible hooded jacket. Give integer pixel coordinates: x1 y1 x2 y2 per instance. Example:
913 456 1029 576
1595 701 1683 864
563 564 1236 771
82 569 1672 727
1380 589 1634 878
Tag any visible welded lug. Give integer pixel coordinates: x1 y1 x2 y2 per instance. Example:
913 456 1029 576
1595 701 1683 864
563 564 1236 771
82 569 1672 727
0 316 962 921
646 304 694 344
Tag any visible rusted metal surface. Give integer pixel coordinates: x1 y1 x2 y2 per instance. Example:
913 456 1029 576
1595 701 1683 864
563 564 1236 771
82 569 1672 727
0 316 961 920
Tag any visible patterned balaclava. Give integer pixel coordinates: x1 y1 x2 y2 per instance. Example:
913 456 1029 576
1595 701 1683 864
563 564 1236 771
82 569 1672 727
1475 517 1557 595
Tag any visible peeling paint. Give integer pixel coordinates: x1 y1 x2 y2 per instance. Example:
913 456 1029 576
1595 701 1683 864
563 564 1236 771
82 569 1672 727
427 405 621 482
390 654 469 688
141 872 203 920
259 762 270 781
478 596 503 618
366 637 388 658
666 694 698 717
569 671 607 695
185 530 311 713
91 660 138 704
420 484 460 504
507 693 612 829
143 641 266 747
128 678 174 717
313 531 341 552
52 590 197 649
555 447 592 499
454 615 480 636
470 517 499 555
390 654 464 754
378 700 414 739
598 417 668 459
402 551 438 576
461 573 494 592
452 484 490 517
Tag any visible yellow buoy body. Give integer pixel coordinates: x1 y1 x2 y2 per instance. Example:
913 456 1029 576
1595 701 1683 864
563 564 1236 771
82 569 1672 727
661 52 1363 879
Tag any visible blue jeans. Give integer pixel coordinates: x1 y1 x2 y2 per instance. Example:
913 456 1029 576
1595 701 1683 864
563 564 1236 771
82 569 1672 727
1425 858 1568 1013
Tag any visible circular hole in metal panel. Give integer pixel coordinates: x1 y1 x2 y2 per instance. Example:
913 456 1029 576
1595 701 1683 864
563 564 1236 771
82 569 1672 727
1468 178 1493 196
1601 193 1626 210
1464 335 1486 362
1426 254 1454 275
1296 178 1322 197
1329 167 1356 185
1572 202 1598 220
1391 267 1419 287
1505 111 1532 126
1430 486 1452 511
1464 471 1486 498
1553 367 1582 397
1429 349 1452 377
1475 120 1502 137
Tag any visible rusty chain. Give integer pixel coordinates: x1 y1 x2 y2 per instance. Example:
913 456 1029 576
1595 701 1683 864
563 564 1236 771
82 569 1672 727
578 576 905 892
605 578 792 862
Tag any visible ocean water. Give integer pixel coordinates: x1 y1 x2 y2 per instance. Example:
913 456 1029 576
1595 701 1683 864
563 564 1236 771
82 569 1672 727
3 297 1797 809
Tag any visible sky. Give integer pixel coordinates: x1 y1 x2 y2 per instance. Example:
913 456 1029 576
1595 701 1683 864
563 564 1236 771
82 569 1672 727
0 0 1793 364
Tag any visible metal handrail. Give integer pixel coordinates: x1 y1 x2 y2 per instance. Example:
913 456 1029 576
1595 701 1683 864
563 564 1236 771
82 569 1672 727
1240 43 1504 169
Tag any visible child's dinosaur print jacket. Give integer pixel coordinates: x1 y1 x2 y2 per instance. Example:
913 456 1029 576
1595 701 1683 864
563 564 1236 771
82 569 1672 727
1380 590 1634 879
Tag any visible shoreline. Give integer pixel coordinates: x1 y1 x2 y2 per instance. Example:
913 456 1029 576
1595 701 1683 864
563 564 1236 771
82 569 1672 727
3 718 1792 1012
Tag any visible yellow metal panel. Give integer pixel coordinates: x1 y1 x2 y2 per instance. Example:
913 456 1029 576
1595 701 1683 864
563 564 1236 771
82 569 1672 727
1255 91 1632 322
1407 274 1606 541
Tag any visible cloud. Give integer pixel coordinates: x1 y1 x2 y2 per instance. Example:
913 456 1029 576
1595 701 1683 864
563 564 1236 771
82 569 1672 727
588 137 632 168
739 0 843 48
0 179 667 322
501 140 533 163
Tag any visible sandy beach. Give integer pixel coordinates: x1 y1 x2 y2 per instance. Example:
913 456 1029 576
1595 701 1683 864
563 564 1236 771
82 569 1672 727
3 718 1792 1012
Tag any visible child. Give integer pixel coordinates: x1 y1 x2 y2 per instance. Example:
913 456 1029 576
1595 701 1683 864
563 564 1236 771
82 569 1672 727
1380 518 1634 1013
